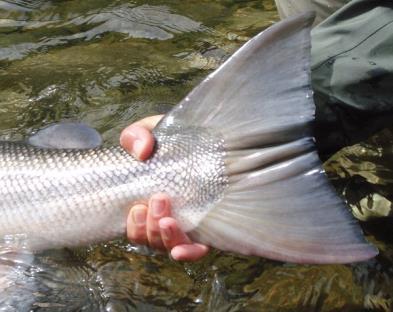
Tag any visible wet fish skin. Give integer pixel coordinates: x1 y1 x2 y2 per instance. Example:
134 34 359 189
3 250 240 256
0 127 227 250
0 12 378 265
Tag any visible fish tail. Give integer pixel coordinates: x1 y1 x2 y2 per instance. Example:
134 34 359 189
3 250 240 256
157 12 378 263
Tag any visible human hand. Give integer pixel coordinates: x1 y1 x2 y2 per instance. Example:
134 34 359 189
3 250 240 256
120 115 209 261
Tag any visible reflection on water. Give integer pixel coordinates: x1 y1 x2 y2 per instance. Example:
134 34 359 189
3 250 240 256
0 3 205 61
0 0 44 12
0 0 392 311
325 127 393 221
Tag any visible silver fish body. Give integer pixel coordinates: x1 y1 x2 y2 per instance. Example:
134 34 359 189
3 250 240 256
0 13 378 264
0 128 227 250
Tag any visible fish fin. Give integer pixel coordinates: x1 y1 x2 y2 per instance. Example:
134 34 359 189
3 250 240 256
189 151 378 263
157 12 315 149
158 12 378 263
27 122 102 149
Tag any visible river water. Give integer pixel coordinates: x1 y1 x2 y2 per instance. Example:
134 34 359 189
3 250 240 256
0 0 392 311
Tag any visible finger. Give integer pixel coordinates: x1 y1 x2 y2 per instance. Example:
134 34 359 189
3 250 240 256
133 115 164 131
158 217 191 250
146 193 171 250
120 125 154 161
126 204 148 245
170 244 210 262
120 115 164 160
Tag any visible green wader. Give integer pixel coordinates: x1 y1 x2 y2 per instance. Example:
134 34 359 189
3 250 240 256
276 0 393 219
311 0 393 157
276 0 393 156
275 0 352 26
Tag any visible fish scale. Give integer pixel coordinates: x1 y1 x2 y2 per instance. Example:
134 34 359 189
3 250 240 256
0 128 227 250
0 13 378 264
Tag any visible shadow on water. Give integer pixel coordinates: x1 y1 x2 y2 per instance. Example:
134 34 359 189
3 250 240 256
0 0 392 311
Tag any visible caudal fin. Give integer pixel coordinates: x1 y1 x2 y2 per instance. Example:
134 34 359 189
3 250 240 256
157 12 378 263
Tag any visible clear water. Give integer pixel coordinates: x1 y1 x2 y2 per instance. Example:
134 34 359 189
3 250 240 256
0 1 392 311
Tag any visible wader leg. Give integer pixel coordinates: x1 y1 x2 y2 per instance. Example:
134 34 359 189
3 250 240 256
275 0 351 25
310 0 393 157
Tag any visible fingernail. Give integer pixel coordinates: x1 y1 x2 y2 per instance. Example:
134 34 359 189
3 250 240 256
133 208 146 225
152 198 165 217
132 139 143 159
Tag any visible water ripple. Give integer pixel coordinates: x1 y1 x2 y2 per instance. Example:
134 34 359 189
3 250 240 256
0 4 205 61
0 0 45 12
